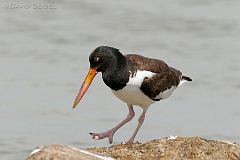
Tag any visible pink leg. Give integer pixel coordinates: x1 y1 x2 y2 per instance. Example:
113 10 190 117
126 110 146 144
90 104 135 144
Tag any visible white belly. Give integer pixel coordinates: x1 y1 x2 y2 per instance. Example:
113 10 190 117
111 85 155 110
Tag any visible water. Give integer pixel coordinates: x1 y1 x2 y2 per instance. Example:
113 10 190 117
0 0 240 159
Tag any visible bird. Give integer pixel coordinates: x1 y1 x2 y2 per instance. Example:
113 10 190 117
73 46 192 144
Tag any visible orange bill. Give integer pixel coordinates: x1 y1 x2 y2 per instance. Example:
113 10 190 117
73 68 97 108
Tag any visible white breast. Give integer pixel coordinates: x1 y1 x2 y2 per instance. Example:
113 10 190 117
111 70 156 110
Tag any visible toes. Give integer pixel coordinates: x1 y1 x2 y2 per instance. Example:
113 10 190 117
93 135 100 140
89 131 115 143
89 133 99 140
90 133 100 140
89 132 105 140
121 142 127 145
126 139 134 144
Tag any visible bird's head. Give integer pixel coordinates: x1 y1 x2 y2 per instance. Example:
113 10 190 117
89 46 120 72
73 46 120 108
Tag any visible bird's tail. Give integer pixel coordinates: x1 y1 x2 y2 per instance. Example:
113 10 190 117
182 76 192 81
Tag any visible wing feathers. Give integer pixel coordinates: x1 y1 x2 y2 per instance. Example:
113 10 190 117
125 54 191 101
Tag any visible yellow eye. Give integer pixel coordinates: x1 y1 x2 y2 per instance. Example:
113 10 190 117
94 57 100 62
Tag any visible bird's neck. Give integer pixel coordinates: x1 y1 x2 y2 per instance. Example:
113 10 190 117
102 54 130 91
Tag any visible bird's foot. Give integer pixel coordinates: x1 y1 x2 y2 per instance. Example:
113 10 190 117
121 138 139 145
121 141 140 145
89 131 114 144
126 137 135 144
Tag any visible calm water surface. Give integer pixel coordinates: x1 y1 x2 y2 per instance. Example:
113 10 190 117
0 0 240 159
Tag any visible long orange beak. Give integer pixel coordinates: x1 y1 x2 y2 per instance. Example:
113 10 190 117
73 68 97 109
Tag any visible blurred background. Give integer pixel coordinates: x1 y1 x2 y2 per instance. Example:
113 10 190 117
0 0 240 159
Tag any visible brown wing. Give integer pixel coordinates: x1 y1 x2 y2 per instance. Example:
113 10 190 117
125 54 182 101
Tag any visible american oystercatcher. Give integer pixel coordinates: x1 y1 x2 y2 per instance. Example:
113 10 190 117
73 46 192 144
